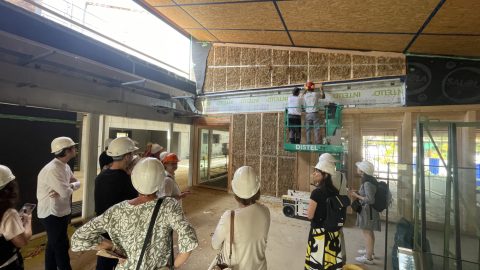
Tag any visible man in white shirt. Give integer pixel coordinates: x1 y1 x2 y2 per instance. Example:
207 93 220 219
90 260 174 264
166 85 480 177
37 136 80 270
303 81 325 144
287 87 303 143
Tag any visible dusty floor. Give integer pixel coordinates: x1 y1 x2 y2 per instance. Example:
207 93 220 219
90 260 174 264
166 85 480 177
24 187 389 270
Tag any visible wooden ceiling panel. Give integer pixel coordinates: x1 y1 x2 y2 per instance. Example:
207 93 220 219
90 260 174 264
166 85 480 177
410 35 480 57
182 2 284 30
423 0 480 34
145 0 174 6
154 7 201 28
291 32 413 53
278 0 438 33
186 29 217 42
175 0 253 3
210 30 292 46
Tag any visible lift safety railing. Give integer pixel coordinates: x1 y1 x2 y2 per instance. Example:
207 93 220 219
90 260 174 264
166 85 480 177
283 104 344 157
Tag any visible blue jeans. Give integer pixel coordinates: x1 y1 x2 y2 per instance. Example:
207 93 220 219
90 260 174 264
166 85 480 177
39 215 72 270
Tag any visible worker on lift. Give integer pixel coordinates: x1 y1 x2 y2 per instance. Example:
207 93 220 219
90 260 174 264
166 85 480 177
302 81 325 144
287 87 302 144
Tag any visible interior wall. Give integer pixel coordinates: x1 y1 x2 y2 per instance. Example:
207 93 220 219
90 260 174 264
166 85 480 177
224 104 480 232
230 112 296 197
203 43 405 92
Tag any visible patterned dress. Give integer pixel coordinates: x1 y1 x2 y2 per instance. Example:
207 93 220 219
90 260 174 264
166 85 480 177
305 187 344 270
71 198 198 270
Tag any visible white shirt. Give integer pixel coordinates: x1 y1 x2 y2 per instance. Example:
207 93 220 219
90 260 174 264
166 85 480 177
287 95 302 115
37 158 74 218
212 203 270 270
0 209 24 267
303 91 322 113
157 173 181 198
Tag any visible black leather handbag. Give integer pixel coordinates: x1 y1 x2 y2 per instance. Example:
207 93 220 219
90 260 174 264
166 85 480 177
351 199 362 214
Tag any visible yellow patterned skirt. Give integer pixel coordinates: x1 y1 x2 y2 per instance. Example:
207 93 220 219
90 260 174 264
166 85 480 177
305 227 344 270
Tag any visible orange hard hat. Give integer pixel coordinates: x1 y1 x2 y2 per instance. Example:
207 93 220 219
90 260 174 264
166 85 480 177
305 81 315 90
162 153 180 164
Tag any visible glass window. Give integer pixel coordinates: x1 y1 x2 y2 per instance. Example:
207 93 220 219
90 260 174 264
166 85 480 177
9 0 191 77
198 128 229 189
362 130 399 180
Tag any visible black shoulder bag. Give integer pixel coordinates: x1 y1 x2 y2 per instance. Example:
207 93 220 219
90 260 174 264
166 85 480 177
136 198 173 270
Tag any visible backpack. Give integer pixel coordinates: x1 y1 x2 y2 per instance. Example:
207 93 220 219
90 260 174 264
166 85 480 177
368 178 392 212
324 194 351 232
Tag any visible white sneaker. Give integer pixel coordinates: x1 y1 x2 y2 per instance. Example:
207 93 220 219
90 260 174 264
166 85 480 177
357 249 375 259
355 255 375 265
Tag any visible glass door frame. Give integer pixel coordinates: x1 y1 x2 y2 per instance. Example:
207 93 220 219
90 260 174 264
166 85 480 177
193 124 230 190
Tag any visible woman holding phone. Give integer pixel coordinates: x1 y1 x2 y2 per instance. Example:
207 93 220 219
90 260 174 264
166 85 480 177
0 165 33 270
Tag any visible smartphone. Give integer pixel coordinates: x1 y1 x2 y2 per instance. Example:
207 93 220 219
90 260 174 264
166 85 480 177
20 203 36 215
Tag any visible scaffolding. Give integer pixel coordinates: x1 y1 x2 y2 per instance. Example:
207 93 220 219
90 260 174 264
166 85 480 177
415 117 480 270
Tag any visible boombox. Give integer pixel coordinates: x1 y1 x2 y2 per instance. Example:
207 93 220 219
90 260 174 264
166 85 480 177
281 190 310 221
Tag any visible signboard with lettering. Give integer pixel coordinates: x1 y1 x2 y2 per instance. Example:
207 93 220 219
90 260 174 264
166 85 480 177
200 76 405 114
406 56 480 106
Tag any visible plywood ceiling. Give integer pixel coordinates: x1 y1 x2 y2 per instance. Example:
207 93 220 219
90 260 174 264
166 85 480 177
141 0 480 58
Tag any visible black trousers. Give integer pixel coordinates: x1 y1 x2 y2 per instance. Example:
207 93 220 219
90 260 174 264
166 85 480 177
96 256 118 270
39 215 72 270
0 253 23 270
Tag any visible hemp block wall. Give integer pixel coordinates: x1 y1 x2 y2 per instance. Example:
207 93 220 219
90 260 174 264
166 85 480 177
231 112 296 197
203 44 405 92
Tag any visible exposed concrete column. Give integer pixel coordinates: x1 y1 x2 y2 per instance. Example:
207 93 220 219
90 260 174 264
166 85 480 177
81 113 99 220
168 122 174 152
188 125 195 187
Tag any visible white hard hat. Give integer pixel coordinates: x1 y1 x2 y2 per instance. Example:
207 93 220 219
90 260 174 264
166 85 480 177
356 160 375 176
107 137 139 157
0 165 15 190
51 137 77 153
151 144 163 154
231 166 261 199
318 153 337 164
159 151 168 161
104 138 113 148
314 160 336 176
131 158 165 195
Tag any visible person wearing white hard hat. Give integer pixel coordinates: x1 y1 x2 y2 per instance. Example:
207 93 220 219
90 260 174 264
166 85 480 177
304 160 344 270
98 138 114 171
318 153 348 263
72 158 198 270
94 137 139 270
149 143 165 160
37 136 80 270
318 153 348 195
348 160 380 265
0 165 32 269
211 166 270 270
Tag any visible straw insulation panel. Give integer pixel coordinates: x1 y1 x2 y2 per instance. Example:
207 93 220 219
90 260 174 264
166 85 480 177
261 113 278 156
353 55 376 79
278 157 296 197
231 112 297 197
231 114 245 155
245 114 261 155
261 156 277 196
203 44 404 92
